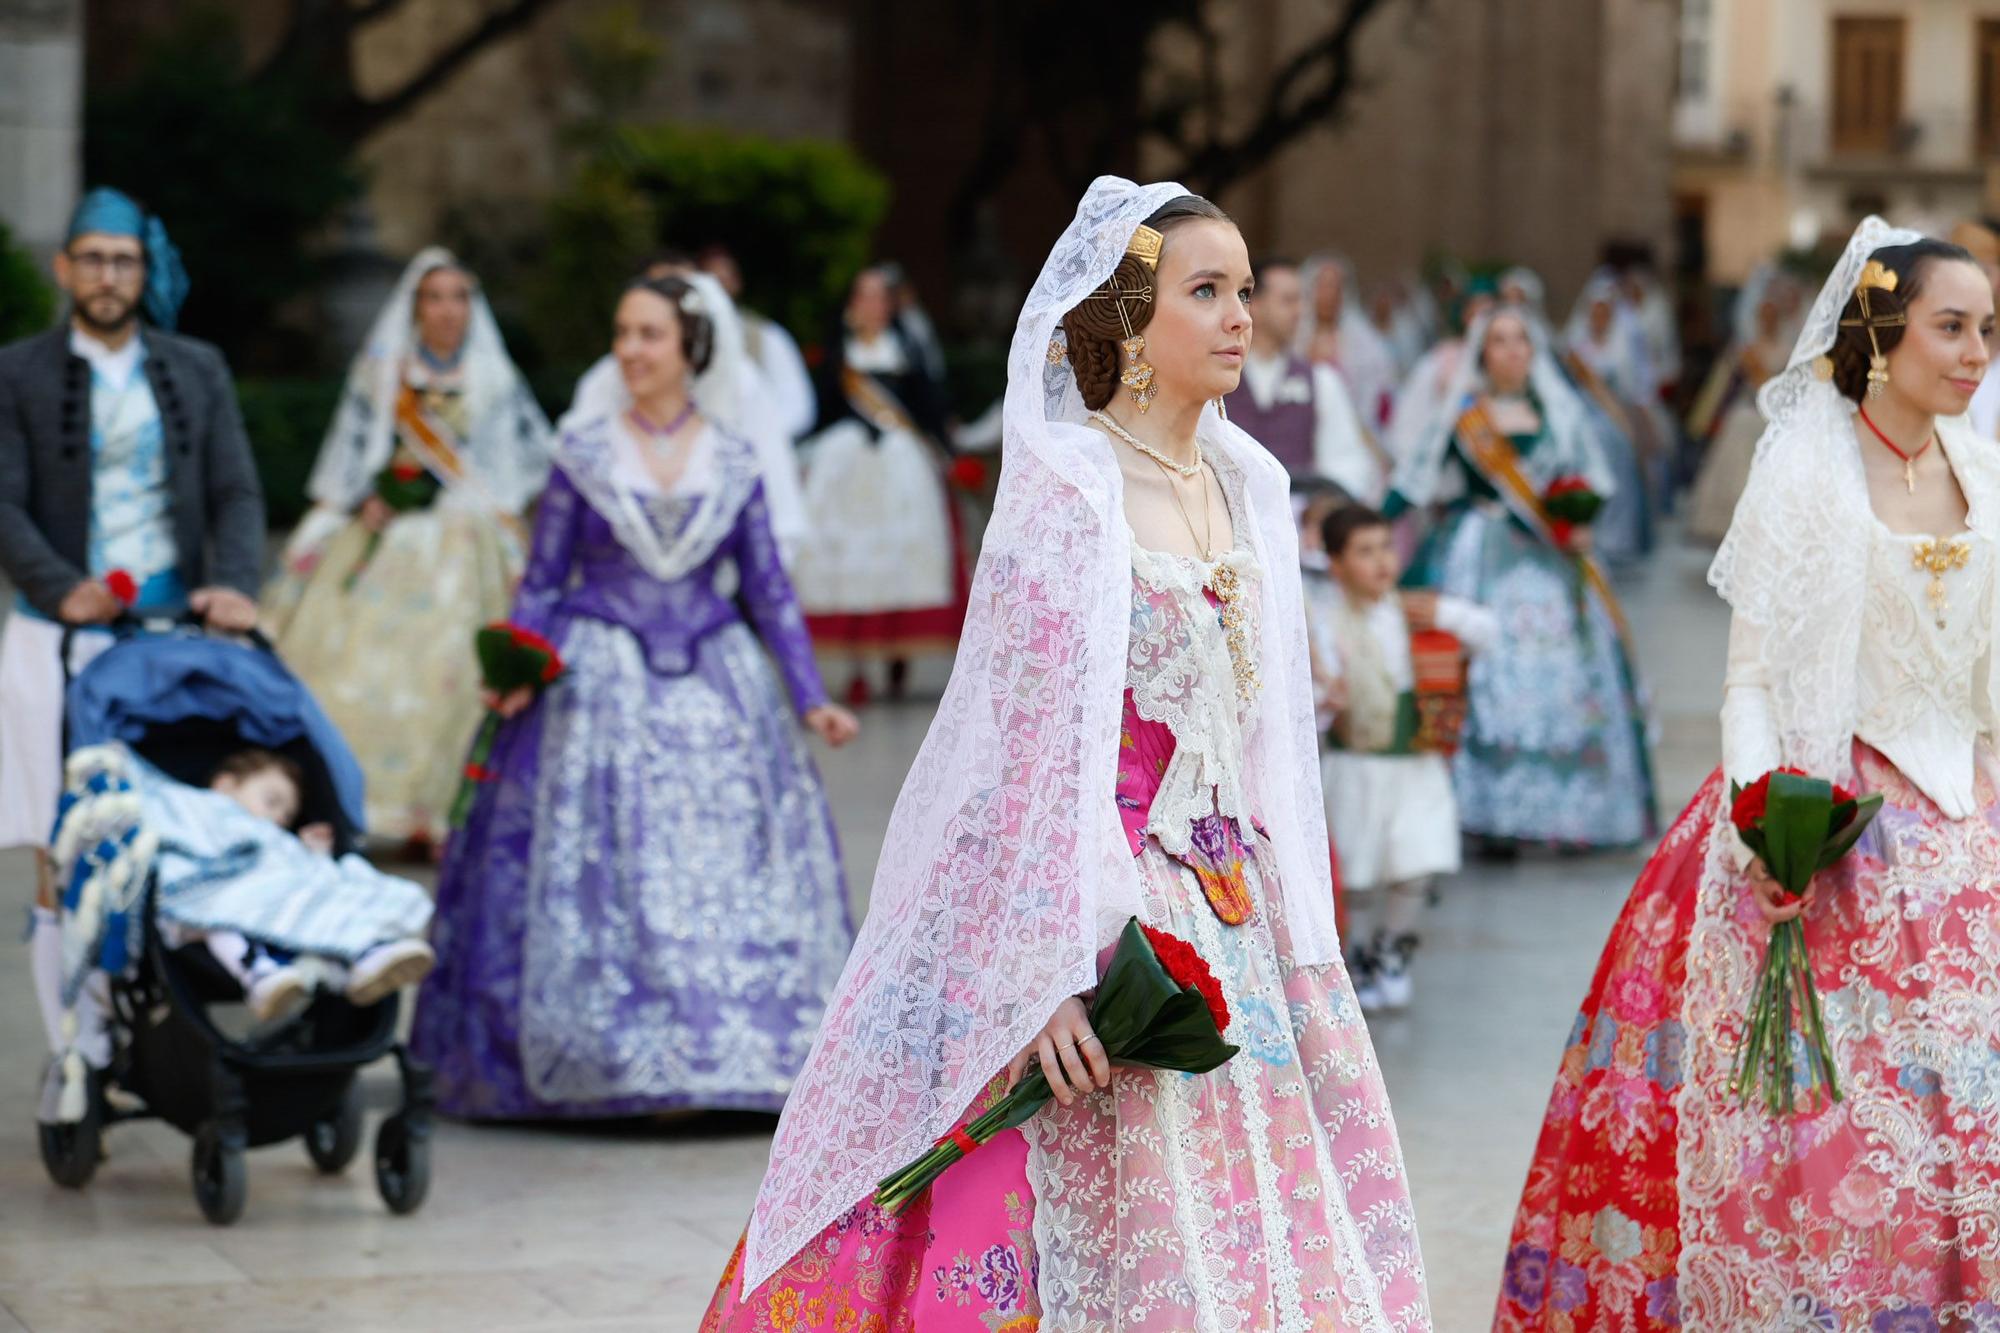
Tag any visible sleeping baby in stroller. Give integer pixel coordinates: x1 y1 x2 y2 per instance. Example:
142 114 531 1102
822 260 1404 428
181 746 435 1023
39 739 435 1086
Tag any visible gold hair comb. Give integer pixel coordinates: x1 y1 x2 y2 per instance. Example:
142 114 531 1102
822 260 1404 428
1841 259 1907 398
1126 224 1164 271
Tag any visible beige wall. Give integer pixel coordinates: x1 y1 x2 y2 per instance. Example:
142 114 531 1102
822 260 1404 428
1147 0 1679 315
1678 0 2000 280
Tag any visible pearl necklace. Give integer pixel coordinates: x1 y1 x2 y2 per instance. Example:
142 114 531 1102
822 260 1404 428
1091 410 1202 478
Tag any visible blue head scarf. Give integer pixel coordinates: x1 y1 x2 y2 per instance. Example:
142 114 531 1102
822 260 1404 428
66 188 190 331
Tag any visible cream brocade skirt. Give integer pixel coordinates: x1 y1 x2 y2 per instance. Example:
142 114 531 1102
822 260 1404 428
263 508 522 843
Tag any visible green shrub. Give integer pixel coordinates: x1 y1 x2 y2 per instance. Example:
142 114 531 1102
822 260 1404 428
86 8 358 370
0 222 55 344
236 377 343 529
533 126 890 366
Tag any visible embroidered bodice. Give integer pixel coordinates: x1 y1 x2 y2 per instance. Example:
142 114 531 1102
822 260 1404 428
1123 540 1264 858
1853 526 1996 815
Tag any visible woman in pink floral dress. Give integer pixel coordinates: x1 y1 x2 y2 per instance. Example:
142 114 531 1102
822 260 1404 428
702 179 1430 1331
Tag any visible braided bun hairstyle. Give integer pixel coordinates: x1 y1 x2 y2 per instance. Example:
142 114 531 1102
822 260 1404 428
1827 238 1974 403
626 274 716 375
1060 194 1233 411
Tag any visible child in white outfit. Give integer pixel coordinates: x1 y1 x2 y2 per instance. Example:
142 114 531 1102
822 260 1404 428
193 748 434 1023
1315 504 1498 1011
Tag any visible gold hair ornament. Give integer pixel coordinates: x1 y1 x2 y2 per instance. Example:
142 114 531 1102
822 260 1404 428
1840 260 1906 399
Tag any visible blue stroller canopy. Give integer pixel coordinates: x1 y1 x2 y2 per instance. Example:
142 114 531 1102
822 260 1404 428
65 632 368 837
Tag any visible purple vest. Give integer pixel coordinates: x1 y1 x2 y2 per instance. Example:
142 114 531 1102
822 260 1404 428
1225 355 1317 476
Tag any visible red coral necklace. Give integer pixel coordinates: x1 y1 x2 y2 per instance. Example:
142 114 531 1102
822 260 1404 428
1858 404 1934 494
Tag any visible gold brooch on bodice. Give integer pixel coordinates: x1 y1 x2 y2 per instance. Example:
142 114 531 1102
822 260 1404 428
1911 536 1974 629
1208 561 1259 703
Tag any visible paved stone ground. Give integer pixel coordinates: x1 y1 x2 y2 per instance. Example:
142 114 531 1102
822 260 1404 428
0 535 1728 1331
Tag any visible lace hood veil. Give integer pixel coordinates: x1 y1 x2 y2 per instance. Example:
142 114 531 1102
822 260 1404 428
739 176 1344 1291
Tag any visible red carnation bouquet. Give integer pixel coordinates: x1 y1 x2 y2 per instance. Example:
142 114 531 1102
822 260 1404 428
1729 766 1883 1113
873 917 1237 1216
447 621 565 827
104 569 138 609
1541 475 1604 548
947 456 989 493
343 458 442 591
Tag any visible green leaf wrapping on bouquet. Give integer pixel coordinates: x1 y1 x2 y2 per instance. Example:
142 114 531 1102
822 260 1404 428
1755 770 1837 897
1816 793 1885 870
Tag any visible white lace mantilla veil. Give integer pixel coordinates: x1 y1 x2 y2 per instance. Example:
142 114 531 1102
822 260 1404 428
739 176 1344 1291
1389 302 1615 507
1707 215 2000 783
556 271 764 583
306 246 552 515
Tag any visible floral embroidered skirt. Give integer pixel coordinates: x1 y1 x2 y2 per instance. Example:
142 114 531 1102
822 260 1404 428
1497 744 2000 1329
1410 502 1655 849
410 617 850 1119
264 508 520 843
703 828 1430 1331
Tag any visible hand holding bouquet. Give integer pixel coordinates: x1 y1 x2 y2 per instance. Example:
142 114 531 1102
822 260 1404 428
1728 767 1883 1113
1541 475 1604 551
873 917 1238 1215
344 459 442 591
447 621 565 828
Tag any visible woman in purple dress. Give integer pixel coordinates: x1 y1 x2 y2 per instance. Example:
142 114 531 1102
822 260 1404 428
411 273 859 1118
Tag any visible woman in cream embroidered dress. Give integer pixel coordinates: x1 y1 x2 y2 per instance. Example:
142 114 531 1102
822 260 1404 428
263 250 551 845
703 180 1427 1332
1496 223 2000 1329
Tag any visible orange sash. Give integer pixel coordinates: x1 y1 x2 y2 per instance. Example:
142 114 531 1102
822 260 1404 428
1452 399 1634 648
393 384 469 484
841 367 920 438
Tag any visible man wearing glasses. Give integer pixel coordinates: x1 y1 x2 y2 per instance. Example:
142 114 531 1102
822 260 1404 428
0 188 265 1067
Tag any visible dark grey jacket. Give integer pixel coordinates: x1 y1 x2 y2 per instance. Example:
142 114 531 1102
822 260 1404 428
0 325 264 619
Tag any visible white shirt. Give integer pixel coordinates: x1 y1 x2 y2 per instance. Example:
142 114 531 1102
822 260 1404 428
1320 590 1499 688
1241 350 1384 503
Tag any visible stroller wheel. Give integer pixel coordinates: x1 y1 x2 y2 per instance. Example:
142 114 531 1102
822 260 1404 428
305 1079 366 1175
191 1123 247 1225
37 1084 104 1190
374 1112 431 1215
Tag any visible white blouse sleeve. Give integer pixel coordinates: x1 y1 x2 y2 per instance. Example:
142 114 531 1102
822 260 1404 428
1436 595 1500 656
1720 612 1783 868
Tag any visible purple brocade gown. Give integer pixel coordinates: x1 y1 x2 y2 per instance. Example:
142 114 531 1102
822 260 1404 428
411 439 851 1118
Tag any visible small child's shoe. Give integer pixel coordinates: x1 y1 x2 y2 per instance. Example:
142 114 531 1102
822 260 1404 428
247 966 313 1026
1376 933 1419 1011
345 940 436 1007
1347 939 1386 1014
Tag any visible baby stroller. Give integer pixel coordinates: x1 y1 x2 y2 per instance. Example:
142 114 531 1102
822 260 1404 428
35 616 433 1225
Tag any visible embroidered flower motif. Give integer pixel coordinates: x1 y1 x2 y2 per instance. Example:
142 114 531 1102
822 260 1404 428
1586 1014 1621 1072
1831 1165 1894 1228
1644 1021 1687 1089
1896 1062 1941 1097
1589 1205 1644 1266
976 1244 1022 1308
1502 1243 1549 1312
1606 967 1665 1024
1549 1259 1589 1313
1645 1275 1681 1326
